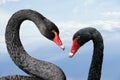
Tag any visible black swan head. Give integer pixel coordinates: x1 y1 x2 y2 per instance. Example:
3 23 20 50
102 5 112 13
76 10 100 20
40 18 64 50
69 28 93 57
69 27 103 58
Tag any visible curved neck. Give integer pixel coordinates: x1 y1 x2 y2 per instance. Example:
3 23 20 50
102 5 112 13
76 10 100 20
5 10 66 80
88 31 104 80
5 10 45 67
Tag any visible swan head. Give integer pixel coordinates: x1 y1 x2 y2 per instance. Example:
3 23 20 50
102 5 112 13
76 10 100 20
42 18 65 50
69 29 92 58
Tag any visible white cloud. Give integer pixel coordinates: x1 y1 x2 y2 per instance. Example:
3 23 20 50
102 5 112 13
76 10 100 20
57 20 120 34
58 21 87 36
0 0 19 5
56 20 120 46
91 20 120 31
101 11 120 17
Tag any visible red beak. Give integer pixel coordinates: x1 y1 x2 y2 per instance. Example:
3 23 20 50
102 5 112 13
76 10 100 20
69 38 80 58
53 31 65 50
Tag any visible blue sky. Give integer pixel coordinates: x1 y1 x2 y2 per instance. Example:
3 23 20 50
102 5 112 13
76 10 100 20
0 0 120 80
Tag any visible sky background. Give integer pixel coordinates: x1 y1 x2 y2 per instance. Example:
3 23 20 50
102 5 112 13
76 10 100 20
0 0 120 80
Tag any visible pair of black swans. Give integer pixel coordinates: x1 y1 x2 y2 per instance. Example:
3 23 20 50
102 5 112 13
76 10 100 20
0 9 104 80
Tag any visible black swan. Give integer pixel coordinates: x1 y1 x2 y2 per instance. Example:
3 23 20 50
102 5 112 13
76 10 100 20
0 9 66 80
69 27 104 80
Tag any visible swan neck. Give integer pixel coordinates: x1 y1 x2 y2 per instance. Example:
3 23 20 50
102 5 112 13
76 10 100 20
5 10 44 66
88 31 104 80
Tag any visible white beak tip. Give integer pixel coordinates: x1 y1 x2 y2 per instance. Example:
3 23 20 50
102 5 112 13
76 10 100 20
69 52 74 58
60 45 65 50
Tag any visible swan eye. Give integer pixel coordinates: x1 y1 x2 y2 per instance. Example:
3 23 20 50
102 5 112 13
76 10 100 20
76 36 80 40
52 30 56 33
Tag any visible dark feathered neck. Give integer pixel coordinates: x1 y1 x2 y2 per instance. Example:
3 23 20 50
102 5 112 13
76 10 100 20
88 30 104 80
